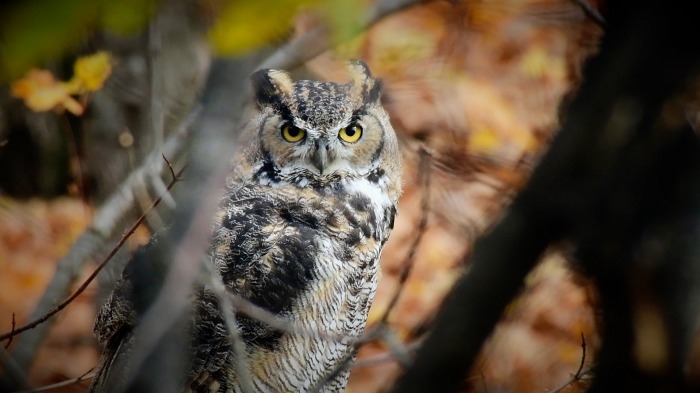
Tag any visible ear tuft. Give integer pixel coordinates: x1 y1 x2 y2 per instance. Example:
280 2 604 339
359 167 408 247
348 59 382 105
251 69 293 108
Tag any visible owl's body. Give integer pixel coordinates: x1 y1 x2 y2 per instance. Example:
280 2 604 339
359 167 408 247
91 61 401 393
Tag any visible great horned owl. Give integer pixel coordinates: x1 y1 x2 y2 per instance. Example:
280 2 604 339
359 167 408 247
90 60 402 392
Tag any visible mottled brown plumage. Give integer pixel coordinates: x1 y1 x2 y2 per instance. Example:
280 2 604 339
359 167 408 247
91 60 401 392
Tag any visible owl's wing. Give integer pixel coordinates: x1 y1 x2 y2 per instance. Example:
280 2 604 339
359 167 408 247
210 188 322 330
185 289 234 393
91 232 228 393
90 239 150 392
186 187 336 390
92 186 335 392
93 228 176 345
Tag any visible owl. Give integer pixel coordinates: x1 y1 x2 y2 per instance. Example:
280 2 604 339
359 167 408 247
90 60 402 393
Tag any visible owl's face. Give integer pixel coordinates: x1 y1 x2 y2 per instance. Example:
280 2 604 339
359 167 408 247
240 61 401 201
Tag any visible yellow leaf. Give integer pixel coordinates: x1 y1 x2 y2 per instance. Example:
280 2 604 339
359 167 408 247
60 94 85 116
520 46 549 77
470 126 500 154
73 51 112 91
520 45 566 81
10 69 83 115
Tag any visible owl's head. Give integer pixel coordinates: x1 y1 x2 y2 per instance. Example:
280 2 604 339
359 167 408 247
239 60 401 202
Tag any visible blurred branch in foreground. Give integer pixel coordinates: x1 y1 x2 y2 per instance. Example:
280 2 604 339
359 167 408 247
393 1 700 392
0 125 188 390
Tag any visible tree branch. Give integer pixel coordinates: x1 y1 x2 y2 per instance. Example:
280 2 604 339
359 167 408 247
546 333 592 393
257 0 425 71
391 2 700 391
569 0 605 26
548 367 594 393
109 55 261 393
0 161 183 344
14 368 95 393
378 147 431 325
0 127 188 385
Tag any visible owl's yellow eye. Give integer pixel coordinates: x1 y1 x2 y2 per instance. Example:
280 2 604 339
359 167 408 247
339 123 363 143
281 124 306 143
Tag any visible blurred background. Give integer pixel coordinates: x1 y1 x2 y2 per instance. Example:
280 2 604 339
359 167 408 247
5 0 695 392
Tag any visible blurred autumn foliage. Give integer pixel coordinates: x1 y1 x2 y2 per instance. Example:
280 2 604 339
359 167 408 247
5 0 699 392
1 199 97 390
328 1 602 391
11 52 112 115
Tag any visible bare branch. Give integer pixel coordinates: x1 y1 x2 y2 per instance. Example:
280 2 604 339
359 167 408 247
379 327 413 368
119 163 225 392
546 332 592 393
379 147 431 325
309 350 355 392
4 314 15 349
0 126 188 378
162 153 177 183
309 324 415 392
14 369 95 393
391 2 700 391
548 367 595 393
258 0 425 71
575 332 587 379
0 347 32 391
352 340 420 369
0 163 185 344
199 261 255 393
569 0 605 26
227 290 354 343
109 55 259 393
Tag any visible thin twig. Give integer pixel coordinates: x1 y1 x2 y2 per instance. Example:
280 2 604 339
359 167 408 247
14 369 95 393
149 15 165 150
4 314 15 349
570 0 605 26
257 0 424 71
59 117 87 205
575 332 587 378
351 352 396 369
309 349 356 392
0 346 32 390
0 160 184 344
201 263 256 393
379 147 431 325
309 324 414 392
479 367 488 393
351 340 420 369
200 262 385 391
162 154 177 182
2 126 188 378
119 160 227 392
227 291 354 343
547 366 595 393
546 333 593 393
381 327 413 367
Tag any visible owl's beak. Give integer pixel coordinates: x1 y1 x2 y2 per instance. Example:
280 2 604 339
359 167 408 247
311 139 329 174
